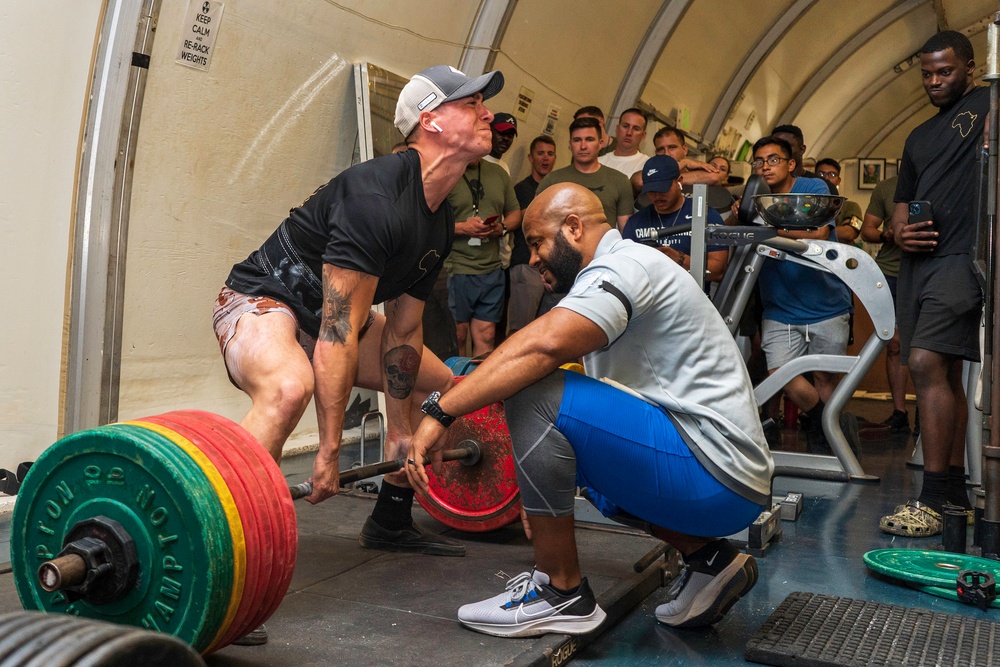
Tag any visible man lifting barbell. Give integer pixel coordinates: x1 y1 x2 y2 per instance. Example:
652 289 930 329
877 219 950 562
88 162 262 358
212 66 505 641
406 182 774 637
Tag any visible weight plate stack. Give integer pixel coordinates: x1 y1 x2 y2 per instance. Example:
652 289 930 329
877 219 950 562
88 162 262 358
129 420 248 652
416 376 521 532
176 410 298 634
143 412 280 648
11 424 234 653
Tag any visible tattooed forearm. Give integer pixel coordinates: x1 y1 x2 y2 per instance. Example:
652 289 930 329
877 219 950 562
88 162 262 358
319 284 352 344
383 344 420 399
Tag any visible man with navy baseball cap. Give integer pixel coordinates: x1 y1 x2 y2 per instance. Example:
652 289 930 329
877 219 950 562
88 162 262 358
621 155 729 286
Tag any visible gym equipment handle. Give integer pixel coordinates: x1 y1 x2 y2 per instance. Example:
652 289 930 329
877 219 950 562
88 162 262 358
288 442 480 500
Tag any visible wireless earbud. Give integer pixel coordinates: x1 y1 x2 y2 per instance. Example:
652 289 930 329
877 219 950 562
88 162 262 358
430 121 444 133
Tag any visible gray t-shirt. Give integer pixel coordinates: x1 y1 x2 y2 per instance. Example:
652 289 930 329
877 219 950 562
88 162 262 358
556 230 773 504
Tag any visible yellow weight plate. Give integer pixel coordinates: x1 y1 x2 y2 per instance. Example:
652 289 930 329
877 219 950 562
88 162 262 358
560 362 586 374
127 421 246 652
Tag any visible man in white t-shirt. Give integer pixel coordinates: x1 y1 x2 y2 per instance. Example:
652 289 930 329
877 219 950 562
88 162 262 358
407 182 772 639
598 107 649 180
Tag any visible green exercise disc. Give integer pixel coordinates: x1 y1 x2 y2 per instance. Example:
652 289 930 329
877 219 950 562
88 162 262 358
914 583 1000 609
863 548 1000 587
12 424 233 652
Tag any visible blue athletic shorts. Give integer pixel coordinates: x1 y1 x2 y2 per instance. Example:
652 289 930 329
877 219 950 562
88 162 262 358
556 371 763 537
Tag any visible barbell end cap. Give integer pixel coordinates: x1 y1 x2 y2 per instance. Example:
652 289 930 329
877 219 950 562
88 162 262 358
458 440 482 467
37 553 87 592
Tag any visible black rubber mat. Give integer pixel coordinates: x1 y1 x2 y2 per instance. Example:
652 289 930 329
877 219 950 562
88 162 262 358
745 591 1000 667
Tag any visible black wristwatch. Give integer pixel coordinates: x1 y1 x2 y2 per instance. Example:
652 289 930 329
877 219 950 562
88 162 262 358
421 391 456 427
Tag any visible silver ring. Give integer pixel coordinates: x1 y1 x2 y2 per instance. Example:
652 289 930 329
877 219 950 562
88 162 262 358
407 458 417 466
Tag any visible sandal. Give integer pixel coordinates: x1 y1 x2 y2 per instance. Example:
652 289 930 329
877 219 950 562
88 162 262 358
879 501 942 537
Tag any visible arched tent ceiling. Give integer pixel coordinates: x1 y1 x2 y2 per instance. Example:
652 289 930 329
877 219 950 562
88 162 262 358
475 0 995 169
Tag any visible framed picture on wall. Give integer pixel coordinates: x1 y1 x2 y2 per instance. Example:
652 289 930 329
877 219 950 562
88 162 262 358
858 158 885 190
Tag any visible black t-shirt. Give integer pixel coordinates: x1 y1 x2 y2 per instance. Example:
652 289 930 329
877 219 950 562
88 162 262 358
511 175 541 266
226 150 454 337
896 85 988 256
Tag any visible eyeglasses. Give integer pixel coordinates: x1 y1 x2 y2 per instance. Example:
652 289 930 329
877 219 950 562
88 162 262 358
751 156 789 168
817 170 839 180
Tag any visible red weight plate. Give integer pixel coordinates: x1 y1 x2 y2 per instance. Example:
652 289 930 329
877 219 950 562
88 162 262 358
142 414 266 651
184 411 297 631
168 411 285 637
417 377 521 532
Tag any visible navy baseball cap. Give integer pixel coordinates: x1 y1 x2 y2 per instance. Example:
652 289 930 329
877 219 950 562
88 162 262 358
394 65 505 137
491 113 518 134
641 155 681 193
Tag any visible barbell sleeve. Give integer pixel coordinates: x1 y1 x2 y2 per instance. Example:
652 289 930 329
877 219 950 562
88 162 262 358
288 441 480 500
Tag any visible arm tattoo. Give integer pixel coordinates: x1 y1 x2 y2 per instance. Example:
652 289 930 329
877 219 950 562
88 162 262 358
383 345 420 399
319 284 352 344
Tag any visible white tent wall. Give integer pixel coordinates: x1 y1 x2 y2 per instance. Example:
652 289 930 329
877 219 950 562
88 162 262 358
118 0 480 452
0 2 103 474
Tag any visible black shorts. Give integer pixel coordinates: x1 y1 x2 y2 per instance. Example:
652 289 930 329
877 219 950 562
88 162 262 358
896 253 981 364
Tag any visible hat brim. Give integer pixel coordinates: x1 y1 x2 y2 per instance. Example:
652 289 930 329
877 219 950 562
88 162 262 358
492 122 517 133
642 180 676 194
443 70 504 104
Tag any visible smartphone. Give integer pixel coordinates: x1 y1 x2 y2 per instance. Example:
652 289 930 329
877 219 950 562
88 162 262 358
484 214 500 225
908 200 933 225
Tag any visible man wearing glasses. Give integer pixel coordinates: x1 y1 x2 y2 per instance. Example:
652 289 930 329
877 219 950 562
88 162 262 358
815 158 863 244
751 136 854 454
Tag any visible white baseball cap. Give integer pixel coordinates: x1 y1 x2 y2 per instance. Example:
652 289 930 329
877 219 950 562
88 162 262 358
394 65 504 137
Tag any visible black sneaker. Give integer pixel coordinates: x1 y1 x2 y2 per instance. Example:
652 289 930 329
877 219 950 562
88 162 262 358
882 410 911 434
656 553 758 628
358 516 465 556
457 569 606 637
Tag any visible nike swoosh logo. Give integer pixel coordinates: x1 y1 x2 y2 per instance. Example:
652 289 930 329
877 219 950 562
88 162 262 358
514 596 580 623
706 551 719 567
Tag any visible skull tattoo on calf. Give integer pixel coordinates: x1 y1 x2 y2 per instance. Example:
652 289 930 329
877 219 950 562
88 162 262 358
383 344 420 398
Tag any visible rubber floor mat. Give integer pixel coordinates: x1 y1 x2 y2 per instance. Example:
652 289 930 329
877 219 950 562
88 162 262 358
745 591 1000 666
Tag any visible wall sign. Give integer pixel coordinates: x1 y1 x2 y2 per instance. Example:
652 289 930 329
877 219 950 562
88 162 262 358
176 1 225 71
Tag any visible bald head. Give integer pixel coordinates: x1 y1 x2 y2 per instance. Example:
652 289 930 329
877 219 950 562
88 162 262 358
522 183 612 293
523 183 609 239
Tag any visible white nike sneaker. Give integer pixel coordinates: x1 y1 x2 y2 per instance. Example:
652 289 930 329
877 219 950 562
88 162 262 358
457 569 607 638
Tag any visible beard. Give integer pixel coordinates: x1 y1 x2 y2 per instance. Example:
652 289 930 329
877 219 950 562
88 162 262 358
546 230 583 293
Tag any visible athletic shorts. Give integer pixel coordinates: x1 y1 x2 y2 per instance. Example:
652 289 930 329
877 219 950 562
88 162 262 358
896 254 982 364
505 370 763 537
447 269 505 323
212 286 374 385
506 263 545 331
761 313 850 371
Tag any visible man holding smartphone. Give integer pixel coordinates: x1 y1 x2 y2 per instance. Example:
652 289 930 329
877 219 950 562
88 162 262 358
880 31 988 537
444 157 522 356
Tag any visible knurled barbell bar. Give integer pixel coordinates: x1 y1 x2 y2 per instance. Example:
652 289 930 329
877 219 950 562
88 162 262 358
11 397 516 655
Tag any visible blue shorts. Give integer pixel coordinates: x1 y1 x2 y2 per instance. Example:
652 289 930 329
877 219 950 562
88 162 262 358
556 371 763 537
447 270 505 323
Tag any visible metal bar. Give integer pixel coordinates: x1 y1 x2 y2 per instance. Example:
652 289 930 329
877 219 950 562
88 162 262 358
288 443 478 500
689 184 707 286
65 0 160 432
608 0 692 123
458 0 517 75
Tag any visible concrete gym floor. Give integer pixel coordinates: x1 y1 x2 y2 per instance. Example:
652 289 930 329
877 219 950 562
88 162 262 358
0 397 995 666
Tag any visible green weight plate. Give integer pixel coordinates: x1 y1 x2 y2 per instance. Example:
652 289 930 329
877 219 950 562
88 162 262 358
863 548 1000 587
143 413 268 650
11 424 233 653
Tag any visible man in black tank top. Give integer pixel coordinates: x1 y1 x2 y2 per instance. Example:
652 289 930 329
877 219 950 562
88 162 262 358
880 31 987 538
214 66 504 568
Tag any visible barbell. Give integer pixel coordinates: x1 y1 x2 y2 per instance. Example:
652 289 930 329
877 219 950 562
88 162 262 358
11 375 519 654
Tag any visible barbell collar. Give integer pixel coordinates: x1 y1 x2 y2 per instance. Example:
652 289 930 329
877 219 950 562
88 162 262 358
288 442 482 500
